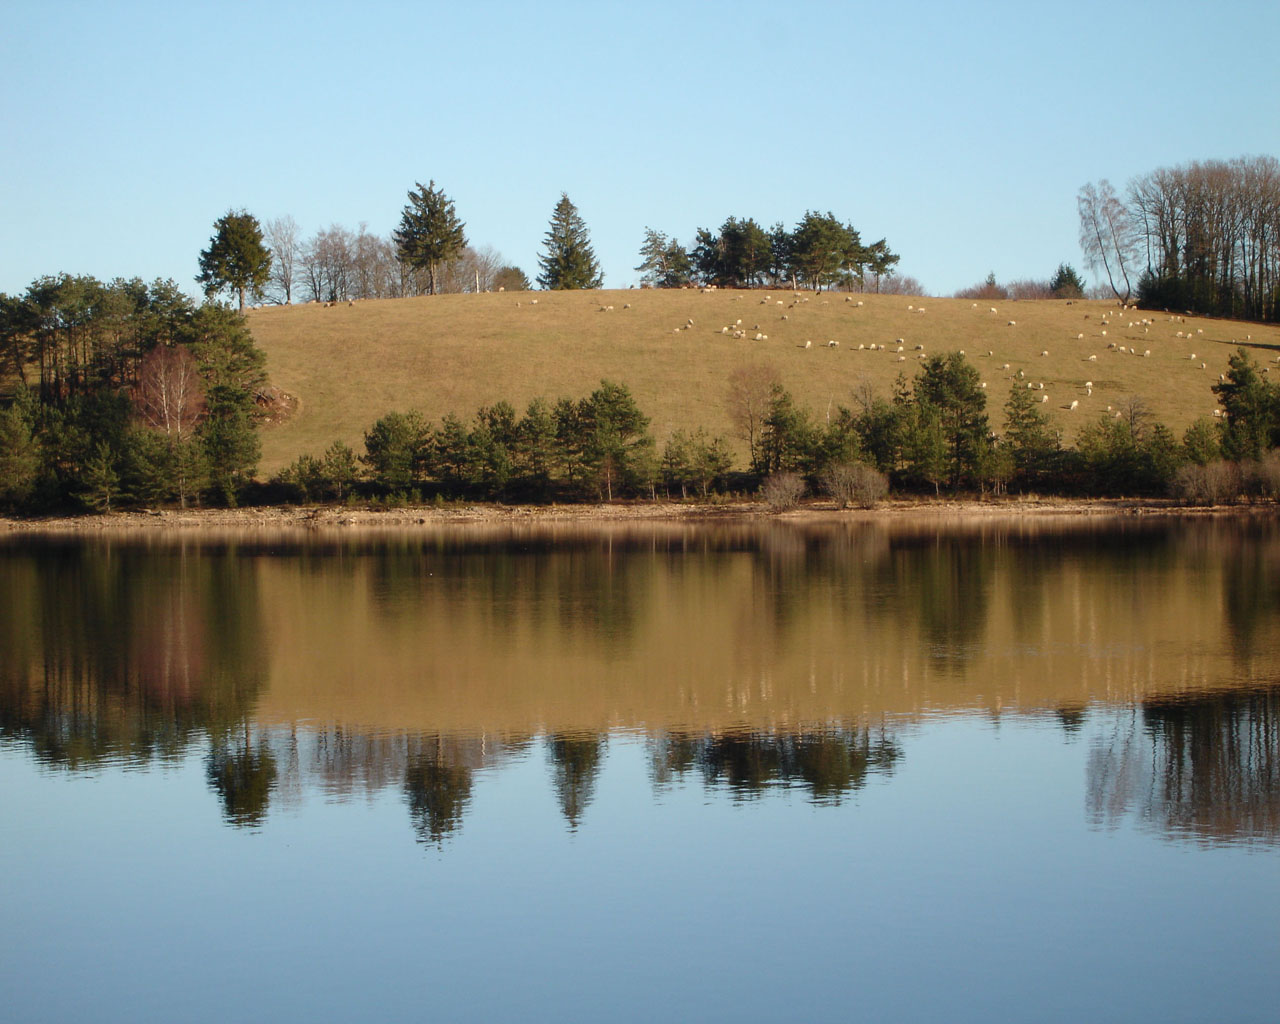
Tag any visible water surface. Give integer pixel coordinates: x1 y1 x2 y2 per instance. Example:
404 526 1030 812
2 518 1277 1022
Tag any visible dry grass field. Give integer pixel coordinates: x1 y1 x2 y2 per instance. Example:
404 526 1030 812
246 289 1280 474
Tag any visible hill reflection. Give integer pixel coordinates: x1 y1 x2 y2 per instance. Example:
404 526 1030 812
2 519 1279 844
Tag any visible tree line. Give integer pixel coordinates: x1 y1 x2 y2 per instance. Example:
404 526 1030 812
1079 155 1280 322
0 274 265 510
636 212 901 292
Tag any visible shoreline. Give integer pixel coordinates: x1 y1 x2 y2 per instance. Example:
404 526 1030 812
3 496 1276 534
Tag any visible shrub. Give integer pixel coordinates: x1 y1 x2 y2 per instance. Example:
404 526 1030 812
761 471 805 511
1171 460 1241 505
823 461 889 508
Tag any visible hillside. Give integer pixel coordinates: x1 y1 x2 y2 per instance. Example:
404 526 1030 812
246 289 1280 474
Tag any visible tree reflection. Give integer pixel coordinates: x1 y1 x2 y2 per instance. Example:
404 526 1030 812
649 724 902 804
549 733 606 829
1088 685 1280 844
206 722 277 828
404 737 474 846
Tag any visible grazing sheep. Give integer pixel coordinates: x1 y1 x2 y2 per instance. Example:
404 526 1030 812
1085 380 1093 388
530 298 538 304
1069 400 1079 410
1040 395 1049 403
828 340 839 348
989 307 997 314
803 340 812 349
896 345 904 353
1086 388 1092 396
721 326 730 334
1008 320 1017 326
915 343 924 350
1144 350 1151 357
1190 353 1196 360
1001 363 1011 370
1100 330 1107 336
1040 350 1049 357
755 333 766 341
897 355 906 362
1078 333 1085 340
980 382 987 389
1088 354 1097 362
856 301 863 307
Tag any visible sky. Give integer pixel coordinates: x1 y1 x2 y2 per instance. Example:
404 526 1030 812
3 0 1278 300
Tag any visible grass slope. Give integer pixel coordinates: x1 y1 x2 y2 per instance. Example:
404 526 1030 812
247 289 1280 474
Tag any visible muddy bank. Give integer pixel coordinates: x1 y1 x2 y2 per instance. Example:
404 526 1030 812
3 497 1275 535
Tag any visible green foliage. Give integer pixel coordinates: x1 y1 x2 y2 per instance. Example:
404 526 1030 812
196 210 272 310
492 265 531 292
910 353 991 489
579 380 654 500
1182 418 1220 466
759 385 817 475
1213 348 1280 461
393 181 466 296
0 398 39 508
636 228 692 288
1003 382 1059 487
1050 263 1086 299
788 211 864 292
662 428 732 498
362 411 431 491
537 194 603 290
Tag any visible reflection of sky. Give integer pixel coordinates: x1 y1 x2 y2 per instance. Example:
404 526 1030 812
3 719 1277 1023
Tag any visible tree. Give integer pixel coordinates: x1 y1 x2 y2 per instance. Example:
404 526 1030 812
493 265 531 292
197 210 272 311
1003 381 1058 487
911 353 991 489
636 228 692 288
393 181 466 296
263 215 300 304
538 194 603 289
1077 179 1138 303
725 362 781 472
789 211 864 292
1213 348 1280 461
1050 263 1086 299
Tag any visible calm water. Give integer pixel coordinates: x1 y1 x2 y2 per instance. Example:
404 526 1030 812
2 518 1278 1023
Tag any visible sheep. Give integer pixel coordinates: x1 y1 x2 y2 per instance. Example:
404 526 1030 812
1069 400 1079 410
623 303 631 309
781 315 788 321
776 300 784 306
980 382 987 389
856 301 863 307
896 345 904 353
530 298 538 304
721 326 730 334
755 333 766 341
1040 395 1050 403
1086 388 1092 396
989 307 997 314
803 340 812 349
1144 350 1151 357
828 340 839 348
908 304 915 311
857 343 865 350
915 343 925 350
897 355 906 362
1213 409 1223 418
1008 320 1017 326
1107 342 1117 350
1190 353 1196 360
1088 354 1098 362
1078 333 1085 340
1040 350 1049 357
1001 363 1011 370
1100 330 1107 336
687 319 695 326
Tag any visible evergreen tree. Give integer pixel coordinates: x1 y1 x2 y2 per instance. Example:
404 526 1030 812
1050 262 1087 299
393 181 466 296
197 210 272 311
537 194 603 290
635 228 691 288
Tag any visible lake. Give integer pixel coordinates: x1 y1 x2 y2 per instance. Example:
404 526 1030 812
2 517 1278 1022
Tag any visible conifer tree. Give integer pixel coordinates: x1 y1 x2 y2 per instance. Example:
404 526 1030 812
197 211 272 311
537 194 603 290
393 181 466 296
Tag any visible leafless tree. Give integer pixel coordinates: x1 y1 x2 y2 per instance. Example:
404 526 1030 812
134 344 205 441
1078 179 1139 302
726 362 781 471
264 215 300 304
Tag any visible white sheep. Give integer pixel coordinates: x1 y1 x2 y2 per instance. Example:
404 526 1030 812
828 340 839 348
1088 354 1097 362
1144 350 1151 357
1069 400 1079 410
1040 350 1049 357
1008 320 1017 326
804 340 812 349
1040 395 1049 403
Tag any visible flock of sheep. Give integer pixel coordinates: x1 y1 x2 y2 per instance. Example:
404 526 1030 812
512 288 1270 423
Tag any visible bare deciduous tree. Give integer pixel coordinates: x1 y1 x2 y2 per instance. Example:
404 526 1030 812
134 344 205 440
264 215 300 304
726 362 781 472
1078 179 1138 302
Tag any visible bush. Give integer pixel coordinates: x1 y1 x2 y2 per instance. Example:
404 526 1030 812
761 471 805 511
823 461 889 508
1171 460 1241 505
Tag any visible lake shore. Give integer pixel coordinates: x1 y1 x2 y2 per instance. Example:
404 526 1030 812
3 496 1276 534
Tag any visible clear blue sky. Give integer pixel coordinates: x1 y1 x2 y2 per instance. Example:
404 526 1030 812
3 0 1277 299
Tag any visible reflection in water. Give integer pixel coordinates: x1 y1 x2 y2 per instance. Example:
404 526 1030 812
650 725 902 803
2 519 1280 844
1089 685 1280 844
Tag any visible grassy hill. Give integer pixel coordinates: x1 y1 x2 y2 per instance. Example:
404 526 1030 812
246 288 1280 474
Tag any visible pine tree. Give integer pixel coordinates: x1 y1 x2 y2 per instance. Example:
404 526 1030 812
538 194 603 290
197 210 272 311
393 181 466 296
